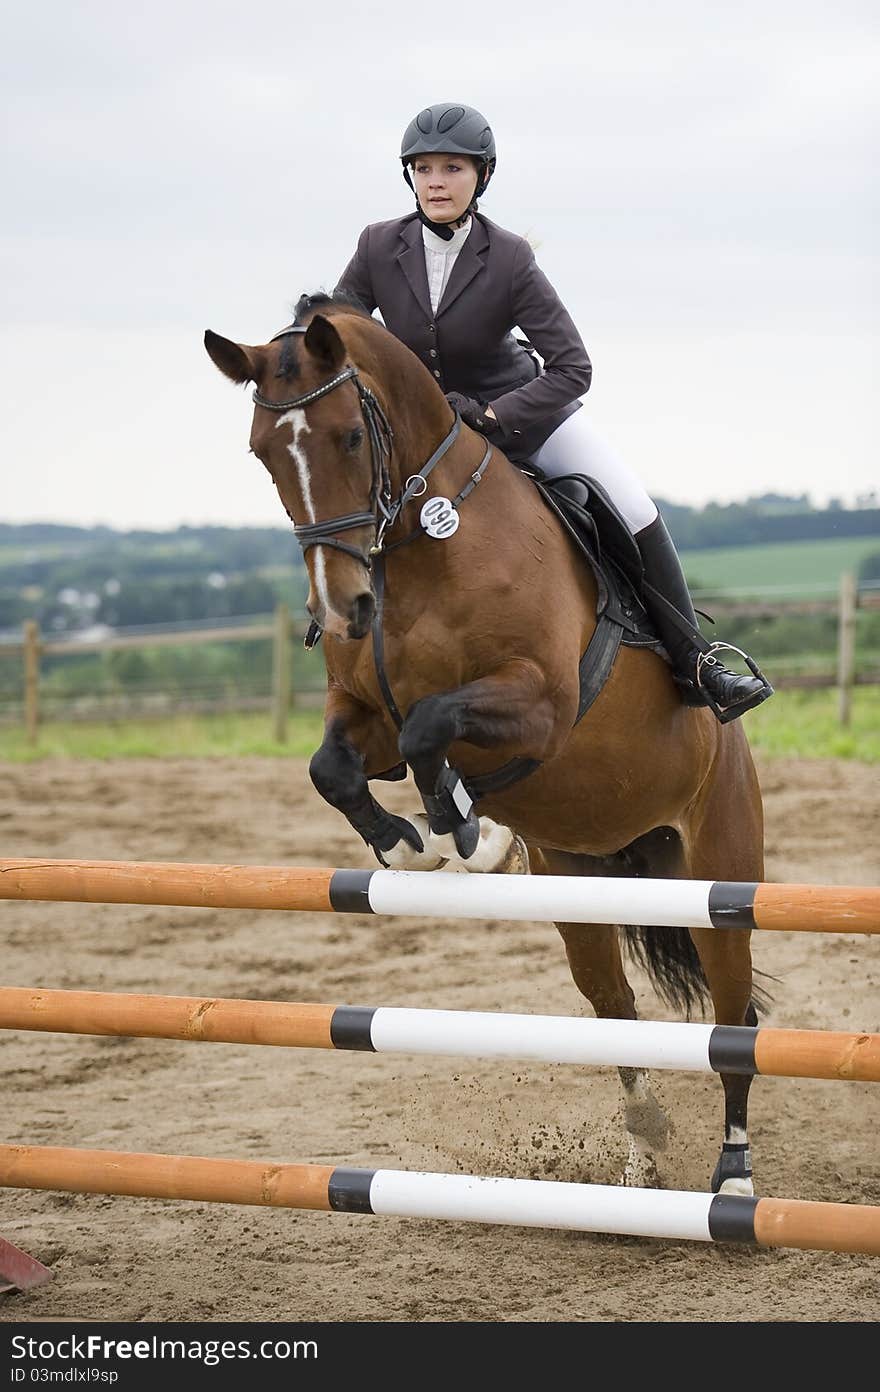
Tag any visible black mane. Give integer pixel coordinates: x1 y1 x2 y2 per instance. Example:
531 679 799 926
294 287 370 324
275 289 370 378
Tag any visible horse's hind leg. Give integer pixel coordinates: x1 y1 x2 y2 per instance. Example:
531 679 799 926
684 725 765 1196
688 922 757 1196
532 847 669 1189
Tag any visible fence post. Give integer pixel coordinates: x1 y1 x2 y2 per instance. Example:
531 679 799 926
837 572 857 727
272 602 291 744
24 620 40 747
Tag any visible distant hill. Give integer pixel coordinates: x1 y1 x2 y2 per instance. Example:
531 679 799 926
654 496 880 550
1 496 878 635
0 525 307 633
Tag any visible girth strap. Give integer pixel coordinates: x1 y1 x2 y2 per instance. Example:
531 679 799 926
463 757 543 800
575 614 625 724
464 612 624 797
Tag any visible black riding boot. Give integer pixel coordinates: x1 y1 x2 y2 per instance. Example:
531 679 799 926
635 515 774 723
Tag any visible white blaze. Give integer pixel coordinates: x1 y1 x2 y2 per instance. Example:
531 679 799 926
276 408 331 616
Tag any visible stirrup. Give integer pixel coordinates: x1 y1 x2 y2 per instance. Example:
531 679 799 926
694 642 774 724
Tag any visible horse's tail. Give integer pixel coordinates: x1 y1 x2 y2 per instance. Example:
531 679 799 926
621 925 774 1019
621 924 709 1016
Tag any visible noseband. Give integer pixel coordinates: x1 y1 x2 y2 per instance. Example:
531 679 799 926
252 325 461 569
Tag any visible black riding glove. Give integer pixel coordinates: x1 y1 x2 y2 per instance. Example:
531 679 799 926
445 392 493 434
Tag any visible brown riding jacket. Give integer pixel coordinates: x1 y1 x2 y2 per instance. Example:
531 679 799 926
334 211 592 460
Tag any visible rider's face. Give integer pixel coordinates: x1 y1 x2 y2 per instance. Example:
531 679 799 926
411 153 479 223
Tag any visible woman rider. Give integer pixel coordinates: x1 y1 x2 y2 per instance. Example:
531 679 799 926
334 102 773 722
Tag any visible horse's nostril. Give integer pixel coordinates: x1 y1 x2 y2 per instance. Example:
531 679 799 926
350 592 376 634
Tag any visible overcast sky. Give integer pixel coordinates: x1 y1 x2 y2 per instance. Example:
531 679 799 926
1 0 877 529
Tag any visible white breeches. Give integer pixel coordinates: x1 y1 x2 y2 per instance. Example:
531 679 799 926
527 406 659 534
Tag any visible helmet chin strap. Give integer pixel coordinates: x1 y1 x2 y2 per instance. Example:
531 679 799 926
414 202 471 241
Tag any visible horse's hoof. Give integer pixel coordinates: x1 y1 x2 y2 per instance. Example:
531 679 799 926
460 823 530 874
717 1175 755 1197
711 1142 753 1195
620 1145 662 1190
491 831 530 875
378 814 446 871
451 812 481 860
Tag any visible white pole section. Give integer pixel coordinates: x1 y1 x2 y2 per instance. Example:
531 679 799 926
368 1171 715 1241
368 870 715 928
369 1009 716 1071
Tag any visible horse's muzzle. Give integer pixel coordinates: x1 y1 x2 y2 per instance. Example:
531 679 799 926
311 590 376 642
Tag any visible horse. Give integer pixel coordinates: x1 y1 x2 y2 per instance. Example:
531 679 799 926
204 292 766 1197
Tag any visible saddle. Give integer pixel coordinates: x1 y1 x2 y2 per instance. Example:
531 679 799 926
522 469 667 724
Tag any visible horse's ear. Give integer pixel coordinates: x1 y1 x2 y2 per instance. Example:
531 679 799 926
304 315 346 372
204 330 266 385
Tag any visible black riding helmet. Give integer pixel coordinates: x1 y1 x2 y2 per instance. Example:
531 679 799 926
400 103 497 199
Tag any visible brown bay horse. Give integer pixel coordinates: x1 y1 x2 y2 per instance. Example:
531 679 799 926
205 294 765 1197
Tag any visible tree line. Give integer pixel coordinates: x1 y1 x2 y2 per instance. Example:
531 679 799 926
1 495 878 635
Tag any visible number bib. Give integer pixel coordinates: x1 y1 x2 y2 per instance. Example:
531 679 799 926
420 496 460 540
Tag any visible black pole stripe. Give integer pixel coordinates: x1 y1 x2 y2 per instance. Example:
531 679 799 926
328 1166 376 1214
707 1193 759 1244
328 869 375 914
708 1025 759 1075
708 882 758 930
330 1006 378 1052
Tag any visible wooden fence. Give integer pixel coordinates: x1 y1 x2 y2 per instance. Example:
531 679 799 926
690 573 880 725
2 577 878 745
9 603 310 746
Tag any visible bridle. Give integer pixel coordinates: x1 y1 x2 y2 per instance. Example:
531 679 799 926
251 322 539 808
252 324 462 569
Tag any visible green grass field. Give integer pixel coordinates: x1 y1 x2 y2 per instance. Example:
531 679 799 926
1 688 876 763
681 536 879 596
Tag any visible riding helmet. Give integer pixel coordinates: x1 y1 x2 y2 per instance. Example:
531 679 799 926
400 103 496 195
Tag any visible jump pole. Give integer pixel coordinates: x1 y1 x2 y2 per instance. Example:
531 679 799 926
0 859 878 933
1 1143 877 1256
1 986 879 1082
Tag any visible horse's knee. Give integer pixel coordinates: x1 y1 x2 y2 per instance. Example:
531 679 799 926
309 738 363 805
398 694 457 765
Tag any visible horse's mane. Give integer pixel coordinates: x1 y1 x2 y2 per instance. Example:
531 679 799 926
293 288 371 323
275 289 371 379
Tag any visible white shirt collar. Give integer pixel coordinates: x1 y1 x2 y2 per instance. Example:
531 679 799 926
421 217 473 254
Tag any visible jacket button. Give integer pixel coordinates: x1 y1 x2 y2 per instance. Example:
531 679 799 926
513 429 521 436
433 370 441 379
428 324 435 332
429 349 437 358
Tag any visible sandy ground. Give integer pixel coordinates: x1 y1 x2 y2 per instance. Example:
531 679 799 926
0 753 878 1324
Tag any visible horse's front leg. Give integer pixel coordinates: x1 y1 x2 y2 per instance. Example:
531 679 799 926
398 661 559 867
309 691 443 869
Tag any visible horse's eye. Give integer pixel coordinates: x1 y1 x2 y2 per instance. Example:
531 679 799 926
344 427 365 453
